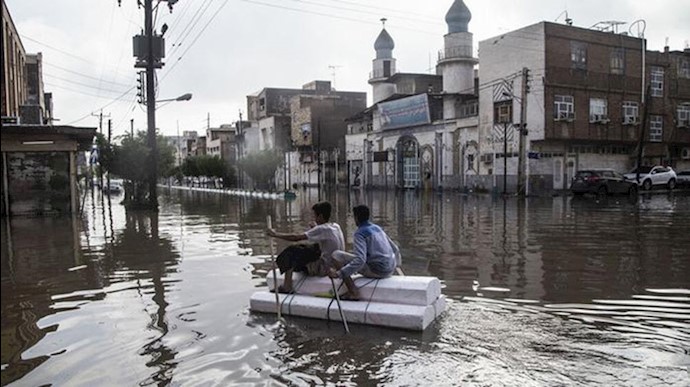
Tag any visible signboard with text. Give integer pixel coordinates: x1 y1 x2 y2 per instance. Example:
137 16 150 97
378 94 431 131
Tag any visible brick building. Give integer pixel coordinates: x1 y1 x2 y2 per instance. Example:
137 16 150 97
478 21 690 194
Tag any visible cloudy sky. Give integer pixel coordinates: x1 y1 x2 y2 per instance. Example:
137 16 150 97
6 0 689 137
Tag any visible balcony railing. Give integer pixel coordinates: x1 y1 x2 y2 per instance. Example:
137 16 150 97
369 68 398 80
438 46 474 61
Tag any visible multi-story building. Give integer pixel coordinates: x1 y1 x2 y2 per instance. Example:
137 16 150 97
478 21 690 194
244 80 366 188
206 124 237 164
2 0 27 121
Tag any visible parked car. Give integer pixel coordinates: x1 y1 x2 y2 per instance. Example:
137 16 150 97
623 166 677 191
103 180 124 194
571 169 638 196
676 170 690 187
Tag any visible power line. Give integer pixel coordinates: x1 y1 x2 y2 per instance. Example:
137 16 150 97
65 86 137 125
20 34 133 78
44 73 132 95
43 62 132 87
45 81 134 100
322 0 438 22
167 0 215 56
161 0 230 81
286 0 442 26
239 0 440 36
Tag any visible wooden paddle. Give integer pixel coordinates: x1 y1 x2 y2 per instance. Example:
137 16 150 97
266 215 281 320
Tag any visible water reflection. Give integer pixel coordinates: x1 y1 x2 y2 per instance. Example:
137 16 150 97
1 188 688 386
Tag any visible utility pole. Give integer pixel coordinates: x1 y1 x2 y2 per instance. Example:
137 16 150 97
91 110 111 135
130 119 134 138
237 110 243 189
107 119 112 189
144 0 158 209
636 85 652 182
517 67 529 195
503 121 508 195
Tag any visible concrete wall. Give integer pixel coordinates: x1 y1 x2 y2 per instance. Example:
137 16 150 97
478 22 547 192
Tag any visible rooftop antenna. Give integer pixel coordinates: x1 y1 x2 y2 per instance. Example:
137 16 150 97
555 10 572 26
591 21 626 33
328 65 343 90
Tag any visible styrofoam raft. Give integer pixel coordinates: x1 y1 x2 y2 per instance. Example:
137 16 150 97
249 292 446 331
265 272 442 306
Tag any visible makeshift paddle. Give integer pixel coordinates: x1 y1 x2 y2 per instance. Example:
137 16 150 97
330 277 350 334
267 215 281 320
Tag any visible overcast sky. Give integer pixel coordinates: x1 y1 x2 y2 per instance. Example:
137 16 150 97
6 0 689 137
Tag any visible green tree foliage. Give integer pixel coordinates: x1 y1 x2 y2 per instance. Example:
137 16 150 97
237 150 283 190
181 155 235 187
109 131 176 207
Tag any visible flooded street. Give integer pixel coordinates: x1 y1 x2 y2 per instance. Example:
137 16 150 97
2 188 689 386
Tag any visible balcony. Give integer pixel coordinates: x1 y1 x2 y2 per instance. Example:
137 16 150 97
437 46 476 63
369 68 397 81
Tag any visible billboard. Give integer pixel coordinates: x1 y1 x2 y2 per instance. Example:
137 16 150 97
378 94 431 131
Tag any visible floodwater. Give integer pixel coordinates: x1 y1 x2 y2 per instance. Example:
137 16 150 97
1 188 689 386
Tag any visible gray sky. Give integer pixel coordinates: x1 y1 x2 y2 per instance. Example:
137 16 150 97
6 0 689 137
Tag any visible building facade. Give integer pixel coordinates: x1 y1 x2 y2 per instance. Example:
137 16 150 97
2 0 27 120
345 0 480 191
478 22 690 194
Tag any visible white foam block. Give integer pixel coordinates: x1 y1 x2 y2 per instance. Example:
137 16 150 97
266 272 441 307
250 292 446 331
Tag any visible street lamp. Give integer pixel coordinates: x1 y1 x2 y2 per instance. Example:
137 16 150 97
158 93 193 103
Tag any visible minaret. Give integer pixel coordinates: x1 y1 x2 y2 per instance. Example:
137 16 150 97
369 18 397 104
438 0 477 118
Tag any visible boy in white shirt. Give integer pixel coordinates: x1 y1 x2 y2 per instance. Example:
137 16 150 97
267 201 345 293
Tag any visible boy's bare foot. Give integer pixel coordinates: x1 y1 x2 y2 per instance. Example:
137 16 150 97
271 285 294 294
339 292 360 301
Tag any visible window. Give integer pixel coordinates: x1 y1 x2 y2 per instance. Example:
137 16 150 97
494 101 512 124
622 101 639 124
680 59 690 79
651 66 664 97
589 98 608 122
611 48 625 74
554 95 574 120
571 42 587 70
383 60 391 77
649 115 663 142
460 101 478 118
678 103 690 127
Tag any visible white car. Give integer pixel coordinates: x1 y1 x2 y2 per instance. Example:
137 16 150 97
624 166 677 191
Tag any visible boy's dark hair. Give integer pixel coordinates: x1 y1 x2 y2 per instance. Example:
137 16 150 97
352 205 370 224
312 201 332 221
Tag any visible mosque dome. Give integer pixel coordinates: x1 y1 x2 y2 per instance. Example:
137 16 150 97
445 0 471 34
374 28 395 51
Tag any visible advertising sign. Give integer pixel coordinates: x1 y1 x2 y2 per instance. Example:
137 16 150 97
378 94 431 131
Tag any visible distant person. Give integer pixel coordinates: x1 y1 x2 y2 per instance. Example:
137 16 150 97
267 201 345 293
328 204 400 300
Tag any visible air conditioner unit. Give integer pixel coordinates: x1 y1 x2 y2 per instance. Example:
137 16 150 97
556 112 575 122
682 147 690 160
623 116 639 125
590 114 610 124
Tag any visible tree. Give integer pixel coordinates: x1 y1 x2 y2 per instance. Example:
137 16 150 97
237 150 283 190
110 131 175 208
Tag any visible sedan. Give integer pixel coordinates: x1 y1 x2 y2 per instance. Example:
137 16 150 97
623 166 677 191
571 169 638 196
